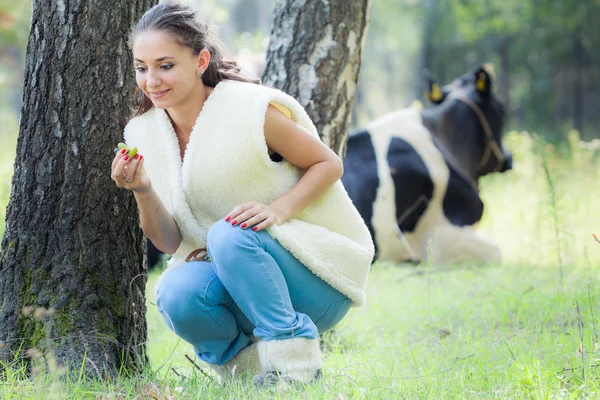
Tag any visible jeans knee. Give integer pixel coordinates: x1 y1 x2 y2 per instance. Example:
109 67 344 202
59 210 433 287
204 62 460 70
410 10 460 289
207 219 255 265
156 263 222 325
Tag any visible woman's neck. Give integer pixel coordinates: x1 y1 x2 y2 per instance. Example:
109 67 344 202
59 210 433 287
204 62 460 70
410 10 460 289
167 86 213 136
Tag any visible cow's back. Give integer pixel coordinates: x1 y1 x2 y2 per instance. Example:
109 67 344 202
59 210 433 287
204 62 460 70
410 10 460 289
343 109 450 261
367 109 451 261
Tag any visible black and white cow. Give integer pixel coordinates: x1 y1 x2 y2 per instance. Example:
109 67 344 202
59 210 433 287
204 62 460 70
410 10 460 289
342 66 512 264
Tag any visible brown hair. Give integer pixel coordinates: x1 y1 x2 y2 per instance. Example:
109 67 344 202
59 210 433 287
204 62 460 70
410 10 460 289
131 0 260 117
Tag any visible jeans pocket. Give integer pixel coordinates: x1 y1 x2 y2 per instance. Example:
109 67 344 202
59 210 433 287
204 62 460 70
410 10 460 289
314 298 352 332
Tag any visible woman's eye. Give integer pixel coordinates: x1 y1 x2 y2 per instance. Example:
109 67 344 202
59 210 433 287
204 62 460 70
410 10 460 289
160 64 173 70
135 66 146 72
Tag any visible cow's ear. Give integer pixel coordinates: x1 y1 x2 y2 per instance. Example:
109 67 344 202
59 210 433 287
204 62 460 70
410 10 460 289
425 78 447 105
474 66 492 96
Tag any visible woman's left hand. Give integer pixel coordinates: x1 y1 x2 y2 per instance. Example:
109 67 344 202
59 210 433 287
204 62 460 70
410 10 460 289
225 201 286 232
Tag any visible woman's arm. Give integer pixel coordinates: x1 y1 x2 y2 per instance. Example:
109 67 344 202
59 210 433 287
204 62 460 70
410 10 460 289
264 104 343 221
112 151 182 253
225 104 343 231
133 188 182 254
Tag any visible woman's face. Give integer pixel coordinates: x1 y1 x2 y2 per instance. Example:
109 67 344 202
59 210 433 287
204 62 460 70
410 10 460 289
133 30 202 110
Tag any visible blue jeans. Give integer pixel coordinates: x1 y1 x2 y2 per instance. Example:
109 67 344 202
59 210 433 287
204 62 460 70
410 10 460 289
156 219 352 366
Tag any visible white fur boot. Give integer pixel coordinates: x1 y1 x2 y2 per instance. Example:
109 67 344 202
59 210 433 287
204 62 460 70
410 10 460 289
209 340 261 383
253 337 323 386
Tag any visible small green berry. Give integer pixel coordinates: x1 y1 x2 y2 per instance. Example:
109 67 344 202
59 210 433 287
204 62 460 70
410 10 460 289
128 147 138 159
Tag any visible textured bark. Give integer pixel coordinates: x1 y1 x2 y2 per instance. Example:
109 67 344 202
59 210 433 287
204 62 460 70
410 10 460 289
261 0 371 158
0 0 156 376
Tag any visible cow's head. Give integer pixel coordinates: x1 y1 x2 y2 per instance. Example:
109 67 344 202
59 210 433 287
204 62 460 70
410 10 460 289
424 74 450 105
422 66 512 179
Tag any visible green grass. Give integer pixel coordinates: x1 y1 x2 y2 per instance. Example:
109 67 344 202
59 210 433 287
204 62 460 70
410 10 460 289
1 129 599 398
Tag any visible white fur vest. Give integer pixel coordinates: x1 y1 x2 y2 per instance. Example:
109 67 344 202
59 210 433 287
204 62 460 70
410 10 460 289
124 80 374 306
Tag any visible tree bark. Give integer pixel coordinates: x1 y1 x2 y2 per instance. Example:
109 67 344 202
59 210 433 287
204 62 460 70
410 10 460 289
0 0 156 376
261 0 372 158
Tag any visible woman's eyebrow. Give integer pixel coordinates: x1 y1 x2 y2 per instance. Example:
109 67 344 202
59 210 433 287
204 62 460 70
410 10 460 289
134 56 175 63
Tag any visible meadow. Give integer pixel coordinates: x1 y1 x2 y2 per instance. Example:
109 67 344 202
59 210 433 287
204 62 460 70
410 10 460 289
0 119 599 398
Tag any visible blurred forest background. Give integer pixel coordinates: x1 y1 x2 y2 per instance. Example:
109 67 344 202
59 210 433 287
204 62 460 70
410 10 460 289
1 0 598 143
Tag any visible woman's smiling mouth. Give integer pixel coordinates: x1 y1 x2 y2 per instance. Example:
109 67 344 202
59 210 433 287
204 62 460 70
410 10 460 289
149 89 169 99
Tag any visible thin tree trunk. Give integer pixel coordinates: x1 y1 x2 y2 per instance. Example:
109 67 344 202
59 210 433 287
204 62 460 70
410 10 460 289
498 37 511 117
261 0 372 158
573 29 584 137
0 0 156 377
418 0 435 100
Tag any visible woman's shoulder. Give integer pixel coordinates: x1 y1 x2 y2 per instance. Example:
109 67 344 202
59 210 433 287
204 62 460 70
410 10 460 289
218 79 289 99
218 80 304 112
218 79 263 93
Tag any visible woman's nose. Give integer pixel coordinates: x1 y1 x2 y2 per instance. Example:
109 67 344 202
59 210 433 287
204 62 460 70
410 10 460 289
147 70 161 87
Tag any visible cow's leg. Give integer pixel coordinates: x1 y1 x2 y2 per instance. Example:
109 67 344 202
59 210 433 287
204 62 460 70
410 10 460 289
425 223 501 264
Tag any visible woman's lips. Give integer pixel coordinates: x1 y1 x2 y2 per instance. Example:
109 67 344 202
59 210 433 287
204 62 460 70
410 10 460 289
149 89 169 99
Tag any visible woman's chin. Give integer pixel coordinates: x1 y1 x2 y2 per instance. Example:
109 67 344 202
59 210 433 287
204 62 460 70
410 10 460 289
150 99 171 110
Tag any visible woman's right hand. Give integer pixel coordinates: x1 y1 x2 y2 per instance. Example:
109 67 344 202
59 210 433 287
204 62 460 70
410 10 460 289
111 148 151 193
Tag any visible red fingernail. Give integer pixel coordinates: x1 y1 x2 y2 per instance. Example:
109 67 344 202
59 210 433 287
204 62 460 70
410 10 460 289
134 154 139 160
124 155 129 161
121 148 127 154
252 227 257 231
231 220 237 226
140 155 143 160
225 216 231 222
241 223 247 229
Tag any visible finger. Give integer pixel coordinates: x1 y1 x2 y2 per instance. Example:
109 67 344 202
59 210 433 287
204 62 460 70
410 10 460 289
239 213 267 229
225 202 257 223
233 207 265 227
111 155 130 184
111 149 129 181
137 155 145 174
121 154 133 180
124 154 141 184
112 148 129 170
251 216 277 232
130 156 148 192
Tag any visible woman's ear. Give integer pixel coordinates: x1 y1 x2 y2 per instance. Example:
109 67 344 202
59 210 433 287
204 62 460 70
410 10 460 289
197 48 211 75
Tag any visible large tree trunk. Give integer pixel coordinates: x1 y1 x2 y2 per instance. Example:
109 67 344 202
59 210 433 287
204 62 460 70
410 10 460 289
261 0 372 157
0 0 156 376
